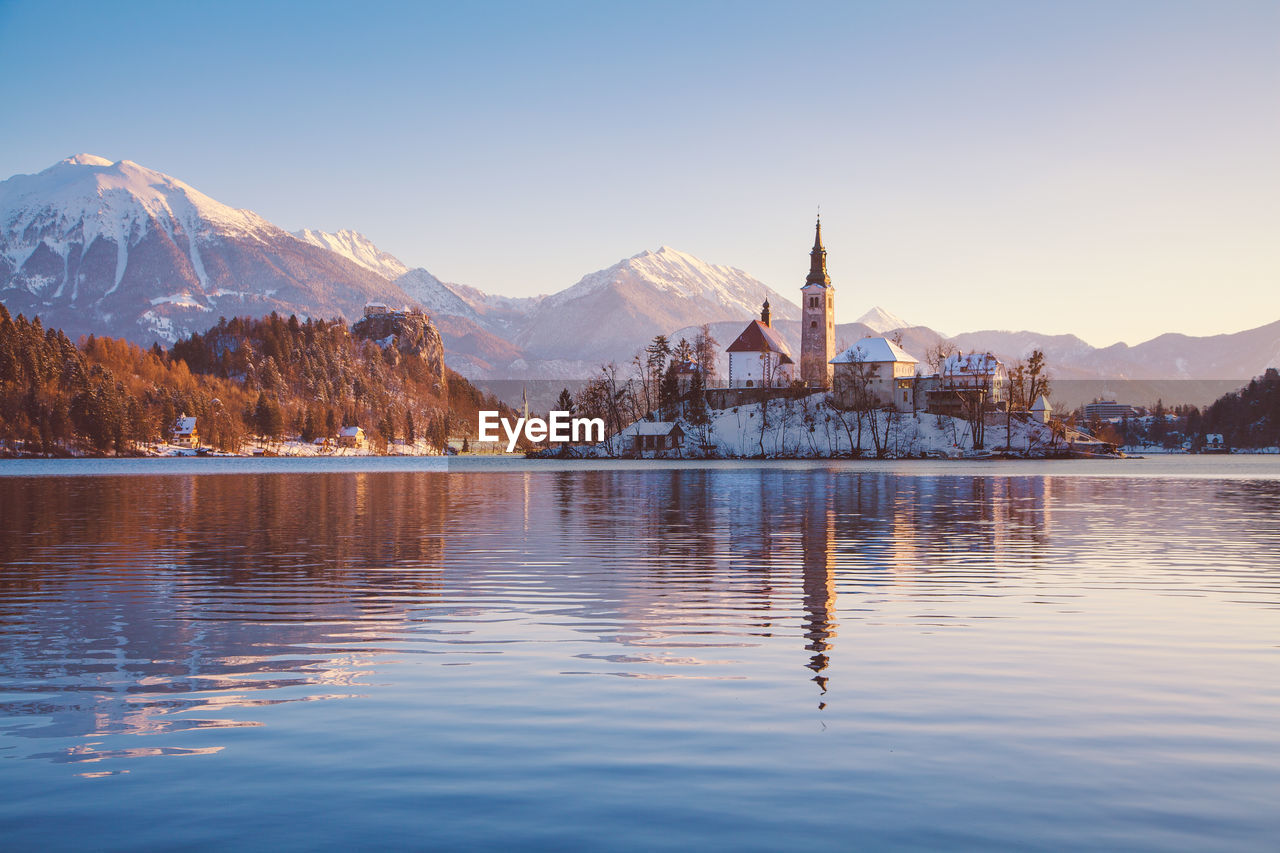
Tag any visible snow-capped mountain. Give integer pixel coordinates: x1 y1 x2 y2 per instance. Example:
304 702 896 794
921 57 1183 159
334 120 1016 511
4 155 1276 388
855 306 911 334
0 155 408 343
393 267 479 320
292 228 409 281
514 246 799 362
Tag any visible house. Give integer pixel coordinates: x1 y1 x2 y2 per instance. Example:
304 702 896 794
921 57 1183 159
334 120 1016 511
829 337 919 412
620 421 685 456
1031 395 1052 423
726 301 795 389
338 426 365 448
173 415 198 447
940 352 1006 397
363 303 390 318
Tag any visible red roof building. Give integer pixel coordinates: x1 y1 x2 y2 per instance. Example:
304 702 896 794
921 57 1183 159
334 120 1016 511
726 301 795 389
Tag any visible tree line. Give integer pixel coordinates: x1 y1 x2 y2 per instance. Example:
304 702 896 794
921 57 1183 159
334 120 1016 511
0 304 509 456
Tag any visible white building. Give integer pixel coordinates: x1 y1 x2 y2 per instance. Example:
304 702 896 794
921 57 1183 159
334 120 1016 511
1031 395 1052 423
829 337 920 412
338 425 365 448
939 352 1007 403
173 415 198 447
725 301 795 389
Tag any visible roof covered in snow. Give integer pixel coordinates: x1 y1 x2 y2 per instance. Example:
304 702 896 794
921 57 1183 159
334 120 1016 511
339 426 364 437
174 416 197 435
622 421 683 437
942 352 1003 375
830 337 919 365
1031 395 1051 411
725 320 794 363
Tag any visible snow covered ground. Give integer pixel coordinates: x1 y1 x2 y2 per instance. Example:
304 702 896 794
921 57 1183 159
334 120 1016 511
584 393 1090 459
140 439 442 457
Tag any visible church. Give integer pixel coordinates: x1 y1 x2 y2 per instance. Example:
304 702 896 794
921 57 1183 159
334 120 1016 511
725 299 794 388
723 217 836 390
800 216 835 388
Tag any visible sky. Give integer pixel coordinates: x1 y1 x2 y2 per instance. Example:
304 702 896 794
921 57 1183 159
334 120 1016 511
1 0 1277 346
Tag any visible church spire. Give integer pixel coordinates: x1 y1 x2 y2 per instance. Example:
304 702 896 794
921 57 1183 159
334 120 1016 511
806 215 830 287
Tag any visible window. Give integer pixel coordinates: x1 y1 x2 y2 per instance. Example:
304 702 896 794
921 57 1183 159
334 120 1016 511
810 320 817 328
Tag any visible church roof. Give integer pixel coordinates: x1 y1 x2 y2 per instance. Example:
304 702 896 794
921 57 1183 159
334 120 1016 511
830 337 918 365
805 216 831 287
725 320 794 364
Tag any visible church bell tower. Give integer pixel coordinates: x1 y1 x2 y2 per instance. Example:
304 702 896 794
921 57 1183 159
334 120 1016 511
800 216 835 388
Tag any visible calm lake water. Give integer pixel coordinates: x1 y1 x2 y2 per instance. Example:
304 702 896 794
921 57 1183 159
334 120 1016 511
1 457 1278 851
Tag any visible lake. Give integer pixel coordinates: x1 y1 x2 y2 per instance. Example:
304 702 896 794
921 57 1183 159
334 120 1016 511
1 457 1278 850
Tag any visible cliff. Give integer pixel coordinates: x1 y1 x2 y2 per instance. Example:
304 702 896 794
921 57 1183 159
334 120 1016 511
353 310 447 389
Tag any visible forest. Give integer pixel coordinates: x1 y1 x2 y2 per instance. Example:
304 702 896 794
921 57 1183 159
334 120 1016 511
0 304 509 456
1199 368 1280 448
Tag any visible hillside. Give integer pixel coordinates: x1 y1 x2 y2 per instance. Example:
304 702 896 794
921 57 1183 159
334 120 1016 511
0 304 508 456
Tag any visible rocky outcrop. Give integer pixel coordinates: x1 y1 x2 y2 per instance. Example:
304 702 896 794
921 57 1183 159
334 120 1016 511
352 309 446 389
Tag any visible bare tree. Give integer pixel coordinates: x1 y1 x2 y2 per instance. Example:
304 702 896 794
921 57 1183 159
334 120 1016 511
830 351 879 456
1005 359 1027 450
694 324 719 383
925 339 959 374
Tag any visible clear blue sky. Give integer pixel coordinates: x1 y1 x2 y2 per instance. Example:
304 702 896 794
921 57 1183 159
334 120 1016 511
2 0 1277 345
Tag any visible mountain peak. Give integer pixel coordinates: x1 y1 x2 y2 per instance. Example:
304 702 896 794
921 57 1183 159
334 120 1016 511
855 305 910 334
291 228 409 281
61 153 113 167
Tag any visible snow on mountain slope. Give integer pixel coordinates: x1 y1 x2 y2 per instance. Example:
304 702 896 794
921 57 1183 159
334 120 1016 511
292 228 409 281
393 268 479 320
0 155 408 344
515 246 799 362
855 306 911 334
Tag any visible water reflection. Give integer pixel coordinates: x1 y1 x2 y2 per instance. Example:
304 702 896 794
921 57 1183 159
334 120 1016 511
1 466 1278 773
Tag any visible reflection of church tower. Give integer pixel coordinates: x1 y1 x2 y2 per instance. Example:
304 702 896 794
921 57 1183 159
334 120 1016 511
800 217 835 387
800 480 837 703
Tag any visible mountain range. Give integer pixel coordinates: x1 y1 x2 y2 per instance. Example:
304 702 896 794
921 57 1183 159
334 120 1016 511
3 155 1277 392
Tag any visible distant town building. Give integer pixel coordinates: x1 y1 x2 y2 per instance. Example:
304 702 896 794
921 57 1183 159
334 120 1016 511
1082 400 1137 421
338 425 365 448
800 217 835 388
726 301 795 389
829 337 920 412
363 303 390 318
173 414 198 447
